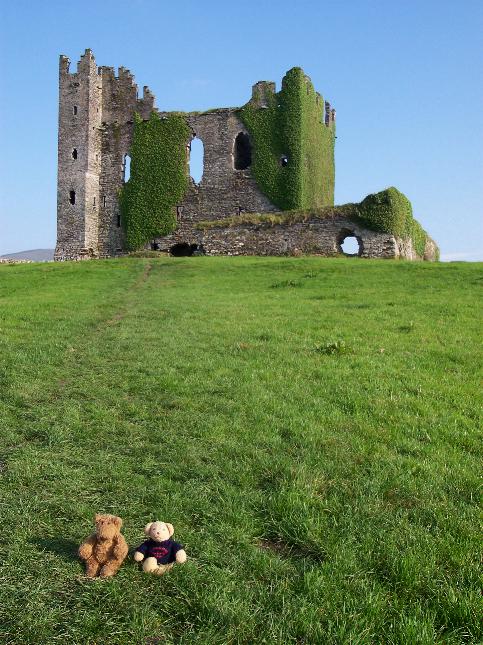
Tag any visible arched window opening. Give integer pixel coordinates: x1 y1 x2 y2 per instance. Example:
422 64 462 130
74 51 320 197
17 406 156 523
123 154 131 182
69 190 76 205
72 148 78 160
189 137 204 184
338 231 363 257
280 155 289 167
234 132 252 170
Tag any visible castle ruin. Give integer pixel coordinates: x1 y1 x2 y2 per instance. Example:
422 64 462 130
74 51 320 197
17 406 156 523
55 50 437 261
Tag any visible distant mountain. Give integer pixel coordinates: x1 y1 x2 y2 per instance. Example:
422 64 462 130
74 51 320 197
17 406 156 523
0 249 55 262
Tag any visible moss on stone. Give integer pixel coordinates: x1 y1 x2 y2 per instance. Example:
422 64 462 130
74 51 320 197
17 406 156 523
195 203 359 230
353 188 430 257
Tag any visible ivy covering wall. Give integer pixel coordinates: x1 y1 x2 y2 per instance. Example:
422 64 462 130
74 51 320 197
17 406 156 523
119 112 190 250
239 67 335 210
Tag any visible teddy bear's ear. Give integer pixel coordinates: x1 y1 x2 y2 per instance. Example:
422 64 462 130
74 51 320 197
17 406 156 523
95 513 102 522
112 516 122 528
166 523 174 536
144 522 154 535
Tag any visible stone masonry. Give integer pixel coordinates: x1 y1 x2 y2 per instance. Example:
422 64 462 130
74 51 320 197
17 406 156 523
192 218 438 260
55 50 436 261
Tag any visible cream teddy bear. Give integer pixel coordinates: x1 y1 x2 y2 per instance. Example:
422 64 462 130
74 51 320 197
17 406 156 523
134 521 187 575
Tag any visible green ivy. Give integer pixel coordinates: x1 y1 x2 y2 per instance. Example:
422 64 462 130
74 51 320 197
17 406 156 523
239 67 335 210
119 112 190 250
355 187 430 257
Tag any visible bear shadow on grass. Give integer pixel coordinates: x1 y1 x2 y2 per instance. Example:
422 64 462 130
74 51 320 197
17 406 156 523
32 537 80 562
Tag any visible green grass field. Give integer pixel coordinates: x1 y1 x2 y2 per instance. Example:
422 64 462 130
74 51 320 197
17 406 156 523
0 257 481 644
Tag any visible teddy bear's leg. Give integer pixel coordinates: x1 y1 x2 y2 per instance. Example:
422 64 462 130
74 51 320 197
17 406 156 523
153 563 174 576
142 557 159 573
84 557 101 578
99 563 120 578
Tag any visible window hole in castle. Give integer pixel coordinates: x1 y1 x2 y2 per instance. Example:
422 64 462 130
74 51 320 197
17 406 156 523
189 137 204 184
73 105 78 115
234 132 252 170
170 243 202 257
339 233 363 257
69 190 76 205
280 155 289 167
103 196 106 207
123 154 131 182
116 213 121 228
72 148 78 160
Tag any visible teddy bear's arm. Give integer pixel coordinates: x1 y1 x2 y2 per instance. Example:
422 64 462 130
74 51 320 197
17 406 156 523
133 540 149 562
113 534 128 561
78 533 96 560
175 548 187 564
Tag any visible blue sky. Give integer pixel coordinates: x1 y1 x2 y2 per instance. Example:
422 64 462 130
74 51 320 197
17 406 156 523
0 0 482 260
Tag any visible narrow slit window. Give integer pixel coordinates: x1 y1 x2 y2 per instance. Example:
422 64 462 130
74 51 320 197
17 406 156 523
116 213 121 228
93 197 96 206
69 190 76 205
123 154 131 182
102 196 106 207
72 148 78 160
189 137 204 184
73 105 78 115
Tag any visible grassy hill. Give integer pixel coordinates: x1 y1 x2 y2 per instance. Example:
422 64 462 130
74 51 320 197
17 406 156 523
0 257 481 644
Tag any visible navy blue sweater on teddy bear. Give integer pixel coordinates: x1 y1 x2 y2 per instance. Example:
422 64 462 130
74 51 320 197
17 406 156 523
136 538 183 565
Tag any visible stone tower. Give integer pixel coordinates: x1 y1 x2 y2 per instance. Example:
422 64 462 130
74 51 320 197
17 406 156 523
55 49 155 260
55 50 102 259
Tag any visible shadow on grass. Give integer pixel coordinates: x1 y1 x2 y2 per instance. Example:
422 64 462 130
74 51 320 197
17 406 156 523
32 537 79 562
257 537 326 564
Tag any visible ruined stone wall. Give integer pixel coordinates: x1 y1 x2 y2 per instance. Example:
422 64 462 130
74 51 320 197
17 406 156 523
168 217 437 260
167 110 277 238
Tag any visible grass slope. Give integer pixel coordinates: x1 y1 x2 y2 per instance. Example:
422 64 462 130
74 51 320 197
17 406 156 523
0 257 481 645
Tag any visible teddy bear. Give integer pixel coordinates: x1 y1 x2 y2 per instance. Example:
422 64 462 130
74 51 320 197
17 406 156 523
134 521 187 575
78 513 128 578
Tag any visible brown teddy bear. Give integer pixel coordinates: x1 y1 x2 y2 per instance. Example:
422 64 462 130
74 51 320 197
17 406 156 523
134 521 187 575
78 513 128 578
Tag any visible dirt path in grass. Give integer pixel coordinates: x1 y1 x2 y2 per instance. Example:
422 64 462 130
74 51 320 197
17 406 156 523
103 260 152 327
57 260 154 391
